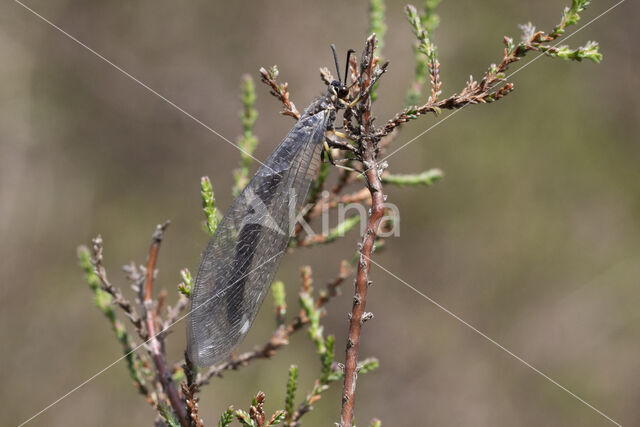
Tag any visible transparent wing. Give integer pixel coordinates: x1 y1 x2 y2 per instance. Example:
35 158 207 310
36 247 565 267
187 111 328 366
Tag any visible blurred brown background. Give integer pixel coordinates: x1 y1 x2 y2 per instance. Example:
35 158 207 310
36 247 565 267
1 0 639 425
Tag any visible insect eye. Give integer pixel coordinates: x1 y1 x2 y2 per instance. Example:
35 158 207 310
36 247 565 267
337 85 349 99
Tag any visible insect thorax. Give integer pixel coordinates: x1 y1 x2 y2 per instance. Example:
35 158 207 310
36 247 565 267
304 93 341 130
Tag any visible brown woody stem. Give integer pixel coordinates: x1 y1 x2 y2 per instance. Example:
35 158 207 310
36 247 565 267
340 34 384 427
340 156 384 426
142 222 189 427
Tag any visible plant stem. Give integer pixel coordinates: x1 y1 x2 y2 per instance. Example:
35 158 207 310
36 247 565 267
340 34 385 427
142 222 189 427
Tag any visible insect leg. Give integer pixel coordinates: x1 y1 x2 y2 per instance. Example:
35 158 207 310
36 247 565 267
324 130 364 173
332 131 349 139
325 130 357 154
337 96 361 109
347 96 361 108
323 140 356 173
322 139 337 166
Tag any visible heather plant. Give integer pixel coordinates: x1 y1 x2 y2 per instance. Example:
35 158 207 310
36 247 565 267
78 1 601 425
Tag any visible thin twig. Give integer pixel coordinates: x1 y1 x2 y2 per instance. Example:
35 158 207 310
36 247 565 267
164 293 189 330
306 188 370 220
78 245 155 402
259 66 300 120
319 66 334 86
316 260 350 309
292 178 367 243
91 236 147 341
140 222 189 427
182 382 204 427
289 378 332 426
382 6 600 136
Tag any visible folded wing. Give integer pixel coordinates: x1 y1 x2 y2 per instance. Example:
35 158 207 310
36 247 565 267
188 110 328 366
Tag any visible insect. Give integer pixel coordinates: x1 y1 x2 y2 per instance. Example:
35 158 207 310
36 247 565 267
187 46 356 366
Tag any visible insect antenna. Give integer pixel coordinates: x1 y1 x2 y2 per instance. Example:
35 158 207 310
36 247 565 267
344 49 355 85
330 44 342 84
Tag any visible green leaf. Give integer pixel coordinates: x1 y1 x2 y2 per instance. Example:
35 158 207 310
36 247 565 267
201 176 220 236
77 246 101 293
552 0 592 37
233 75 260 197
540 40 602 63
358 357 380 374
369 0 387 54
504 36 515 54
299 290 325 354
285 365 298 419
178 268 193 297
272 281 286 308
320 335 335 384
405 1 441 105
171 367 185 384
324 215 361 244
218 407 235 427
268 410 287 426
235 409 255 426
381 169 443 186
158 404 180 427
272 280 287 325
